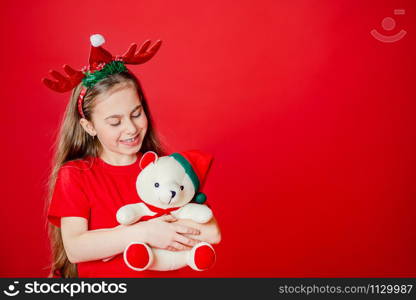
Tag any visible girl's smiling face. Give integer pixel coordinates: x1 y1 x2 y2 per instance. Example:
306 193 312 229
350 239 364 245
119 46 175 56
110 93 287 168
80 83 148 165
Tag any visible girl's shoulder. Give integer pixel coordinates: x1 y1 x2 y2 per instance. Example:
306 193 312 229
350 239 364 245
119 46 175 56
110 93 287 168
60 157 95 173
55 157 97 184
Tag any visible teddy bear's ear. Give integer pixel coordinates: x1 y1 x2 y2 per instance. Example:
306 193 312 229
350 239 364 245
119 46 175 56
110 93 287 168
139 151 158 170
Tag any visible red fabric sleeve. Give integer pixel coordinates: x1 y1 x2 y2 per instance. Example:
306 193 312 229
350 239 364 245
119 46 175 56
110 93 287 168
47 166 91 227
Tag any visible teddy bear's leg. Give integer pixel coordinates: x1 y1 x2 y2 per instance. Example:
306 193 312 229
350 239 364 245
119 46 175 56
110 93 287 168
123 242 154 271
187 242 216 271
149 249 188 271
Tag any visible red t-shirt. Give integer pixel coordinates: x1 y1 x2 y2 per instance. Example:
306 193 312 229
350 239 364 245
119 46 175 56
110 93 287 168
48 152 192 278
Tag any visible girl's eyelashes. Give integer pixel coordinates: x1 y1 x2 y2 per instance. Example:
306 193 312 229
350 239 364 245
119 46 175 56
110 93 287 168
108 113 140 126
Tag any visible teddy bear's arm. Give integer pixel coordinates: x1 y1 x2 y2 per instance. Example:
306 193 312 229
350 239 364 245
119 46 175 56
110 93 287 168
171 203 213 223
116 203 156 225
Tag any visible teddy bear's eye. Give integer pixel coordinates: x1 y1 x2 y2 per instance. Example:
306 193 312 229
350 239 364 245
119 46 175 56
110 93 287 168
180 185 184 190
154 182 159 188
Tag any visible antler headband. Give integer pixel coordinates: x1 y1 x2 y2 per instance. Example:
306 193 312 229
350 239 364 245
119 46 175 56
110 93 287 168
42 34 162 118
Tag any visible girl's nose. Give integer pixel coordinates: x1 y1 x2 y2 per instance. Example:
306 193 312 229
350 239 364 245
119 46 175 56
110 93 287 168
125 119 138 134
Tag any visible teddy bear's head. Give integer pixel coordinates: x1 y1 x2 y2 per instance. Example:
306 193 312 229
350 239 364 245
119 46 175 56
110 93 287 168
136 150 213 209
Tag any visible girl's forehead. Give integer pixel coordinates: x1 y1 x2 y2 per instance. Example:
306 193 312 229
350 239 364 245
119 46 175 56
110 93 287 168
94 85 141 116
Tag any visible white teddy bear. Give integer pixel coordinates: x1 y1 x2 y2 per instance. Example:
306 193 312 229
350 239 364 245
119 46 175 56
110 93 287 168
116 150 216 271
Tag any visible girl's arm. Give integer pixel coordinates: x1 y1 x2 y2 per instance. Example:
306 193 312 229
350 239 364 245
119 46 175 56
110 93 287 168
61 215 201 264
173 216 222 244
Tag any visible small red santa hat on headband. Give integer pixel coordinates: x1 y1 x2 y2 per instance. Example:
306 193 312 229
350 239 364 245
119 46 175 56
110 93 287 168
88 34 113 71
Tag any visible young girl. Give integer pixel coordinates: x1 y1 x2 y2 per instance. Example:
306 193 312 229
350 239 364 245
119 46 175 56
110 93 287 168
44 35 221 278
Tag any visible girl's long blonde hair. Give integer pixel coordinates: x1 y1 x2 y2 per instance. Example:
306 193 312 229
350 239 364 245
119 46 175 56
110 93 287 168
45 71 165 278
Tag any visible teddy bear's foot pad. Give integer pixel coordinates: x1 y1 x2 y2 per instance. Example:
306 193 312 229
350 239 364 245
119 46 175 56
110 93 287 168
124 242 153 271
190 242 216 271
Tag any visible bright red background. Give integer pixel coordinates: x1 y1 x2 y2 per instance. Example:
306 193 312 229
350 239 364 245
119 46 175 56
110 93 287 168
1 0 415 277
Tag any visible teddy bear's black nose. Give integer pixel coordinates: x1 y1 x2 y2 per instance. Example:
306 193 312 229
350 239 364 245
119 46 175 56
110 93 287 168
171 191 176 198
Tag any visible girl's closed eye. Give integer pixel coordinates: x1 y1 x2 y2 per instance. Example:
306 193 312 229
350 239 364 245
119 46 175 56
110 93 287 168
108 118 121 126
132 107 142 118
109 113 140 126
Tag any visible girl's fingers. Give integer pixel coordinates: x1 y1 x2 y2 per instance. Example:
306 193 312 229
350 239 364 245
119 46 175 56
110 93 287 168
175 233 199 247
173 224 200 235
170 241 190 251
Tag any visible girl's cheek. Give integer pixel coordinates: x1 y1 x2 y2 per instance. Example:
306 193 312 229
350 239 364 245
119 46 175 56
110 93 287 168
140 114 148 128
113 131 123 143
103 127 122 143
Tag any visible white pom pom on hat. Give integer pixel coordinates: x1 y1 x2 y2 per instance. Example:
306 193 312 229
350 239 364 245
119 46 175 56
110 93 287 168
90 34 105 47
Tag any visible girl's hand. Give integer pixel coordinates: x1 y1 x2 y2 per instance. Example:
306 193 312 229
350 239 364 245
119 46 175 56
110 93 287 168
174 216 222 245
138 215 201 251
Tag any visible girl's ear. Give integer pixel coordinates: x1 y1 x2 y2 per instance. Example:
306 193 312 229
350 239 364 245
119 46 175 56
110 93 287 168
79 118 97 137
139 151 158 170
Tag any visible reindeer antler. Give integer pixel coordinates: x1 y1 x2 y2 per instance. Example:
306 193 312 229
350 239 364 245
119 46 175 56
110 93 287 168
120 40 162 65
42 64 84 92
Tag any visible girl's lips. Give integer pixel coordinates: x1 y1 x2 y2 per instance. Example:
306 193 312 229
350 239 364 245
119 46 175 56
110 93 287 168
119 134 140 146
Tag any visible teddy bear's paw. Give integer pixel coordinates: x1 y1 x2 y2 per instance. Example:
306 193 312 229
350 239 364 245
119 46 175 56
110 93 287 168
177 203 213 223
116 207 137 225
188 242 216 271
192 208 213 223
124 242 154 271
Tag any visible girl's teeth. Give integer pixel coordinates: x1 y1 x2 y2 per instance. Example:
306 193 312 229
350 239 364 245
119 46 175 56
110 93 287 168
123 137 135 142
